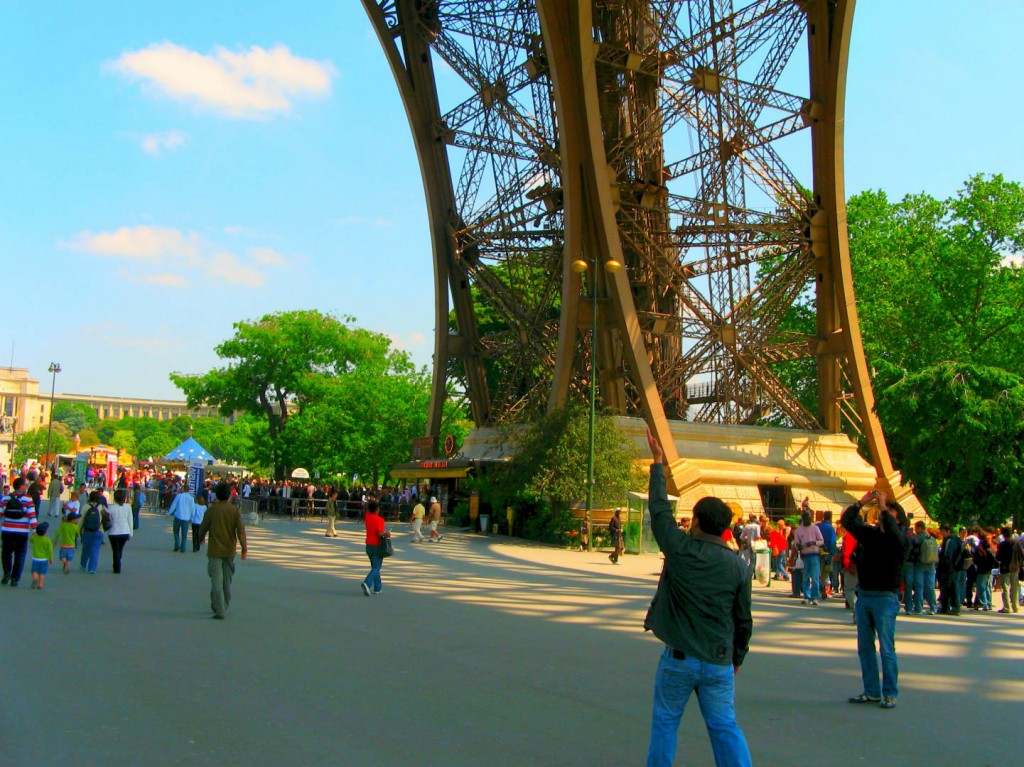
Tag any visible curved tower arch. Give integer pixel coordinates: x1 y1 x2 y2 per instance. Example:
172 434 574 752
364 0 917 507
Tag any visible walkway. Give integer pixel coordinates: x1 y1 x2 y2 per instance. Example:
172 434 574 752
6 513 1018 766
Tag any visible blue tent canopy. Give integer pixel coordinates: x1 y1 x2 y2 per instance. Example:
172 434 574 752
162 437 216 463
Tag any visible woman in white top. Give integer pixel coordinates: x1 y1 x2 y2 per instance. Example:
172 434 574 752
106 488 134 574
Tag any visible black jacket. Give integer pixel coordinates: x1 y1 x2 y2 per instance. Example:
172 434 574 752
643 463 753 667
839 503 910 593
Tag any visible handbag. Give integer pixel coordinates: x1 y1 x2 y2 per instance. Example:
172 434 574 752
101 508 113 532
378 532 394 558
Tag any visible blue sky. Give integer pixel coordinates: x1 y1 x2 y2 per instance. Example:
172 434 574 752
3 1 1022 400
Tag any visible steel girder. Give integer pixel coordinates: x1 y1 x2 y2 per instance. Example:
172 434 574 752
364 0 912 500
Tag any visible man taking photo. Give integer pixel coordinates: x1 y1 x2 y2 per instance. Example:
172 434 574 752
643 427 753 767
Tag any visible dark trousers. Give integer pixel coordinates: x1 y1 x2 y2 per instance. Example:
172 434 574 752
965 566 977 605
108 534 129 573
1 532 29 581
191 524 203 552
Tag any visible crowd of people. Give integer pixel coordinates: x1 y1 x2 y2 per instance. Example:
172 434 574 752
722 504 1024 619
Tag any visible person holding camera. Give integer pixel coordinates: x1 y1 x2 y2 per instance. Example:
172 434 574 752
643 428 753 767
840 490 910 710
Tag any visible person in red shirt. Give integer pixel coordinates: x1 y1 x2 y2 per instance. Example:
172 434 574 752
769 521 789 581
361 500 387 596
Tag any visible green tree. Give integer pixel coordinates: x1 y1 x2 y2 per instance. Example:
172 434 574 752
77 429 100 447
495 404 645 509
51 401 98 433
109 430 137 456
136 433 178 462
287 355 433 485
171 310 412 477
13 424 73 466
848 174 1024 374
874 362 1024 528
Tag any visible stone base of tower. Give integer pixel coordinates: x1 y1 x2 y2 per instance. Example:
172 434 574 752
459 416 926 522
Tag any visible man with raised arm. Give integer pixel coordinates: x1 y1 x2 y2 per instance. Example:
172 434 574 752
643 428 753 767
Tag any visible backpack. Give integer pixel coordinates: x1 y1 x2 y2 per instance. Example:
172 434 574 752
919 535 939 565
82 505 102 532
4 495 25 520
956 541 974 571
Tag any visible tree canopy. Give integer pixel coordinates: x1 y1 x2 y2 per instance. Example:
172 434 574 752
493 404 645 509
847 174 1024 374
874 362 1024 527
170 309 433 479
52 401 99 433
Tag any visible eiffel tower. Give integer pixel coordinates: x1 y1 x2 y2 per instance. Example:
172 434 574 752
365 0 920 512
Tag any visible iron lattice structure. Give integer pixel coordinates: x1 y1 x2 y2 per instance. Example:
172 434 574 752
365 0 906 495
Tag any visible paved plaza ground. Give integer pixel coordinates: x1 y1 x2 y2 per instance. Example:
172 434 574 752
5 511 1020 766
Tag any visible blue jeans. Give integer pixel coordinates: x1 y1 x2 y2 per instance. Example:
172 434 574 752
953 571 966 612
172 518 190 551
975 572 993 608
363 545 383 593
646 647 751 767
771 553 788 580
911 564 937 612
801 553 820 599
855 590 900 699
80 530 104 574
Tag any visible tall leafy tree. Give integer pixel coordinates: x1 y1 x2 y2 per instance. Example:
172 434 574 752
51 401 99 433
874 362 1024 528
13 424 73 466
847 174 1024 374
171 310 419 478
494 403 645 509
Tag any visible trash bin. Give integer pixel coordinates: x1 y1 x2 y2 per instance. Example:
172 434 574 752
753 544 772 587
479 514 490 534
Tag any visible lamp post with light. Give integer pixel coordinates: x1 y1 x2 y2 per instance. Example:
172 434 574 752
43 362 62 476
570 255 622 551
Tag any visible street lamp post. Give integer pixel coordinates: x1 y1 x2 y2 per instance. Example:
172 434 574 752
571 256 621 552
44 362 61 476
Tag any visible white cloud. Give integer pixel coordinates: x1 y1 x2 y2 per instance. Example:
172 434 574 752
118 269 189 288
109 42 336 119
140 130 185 155
68 226 200 260
1003 253 1022 267
333 215 393 229
248 246 288 266
65 225 288 287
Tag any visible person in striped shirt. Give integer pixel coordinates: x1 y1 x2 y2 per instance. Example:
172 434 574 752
2 477 38 587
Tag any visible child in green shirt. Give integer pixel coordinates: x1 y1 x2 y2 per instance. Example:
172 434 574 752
53 514 81 574
30 521 54 590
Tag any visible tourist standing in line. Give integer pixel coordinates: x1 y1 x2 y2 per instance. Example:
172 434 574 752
106 489 133 574
2 477 37 586
793 511 824 604
643 427 753 767
361 500 386 596
996 526 1021 613
608 507 624 564
841 490 910 710
972 532 997 611
166 488 196 553
198 483 248 620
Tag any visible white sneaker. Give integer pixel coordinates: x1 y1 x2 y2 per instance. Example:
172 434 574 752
360 583 370 597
